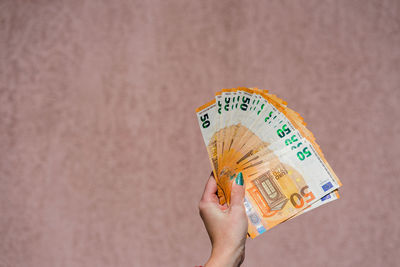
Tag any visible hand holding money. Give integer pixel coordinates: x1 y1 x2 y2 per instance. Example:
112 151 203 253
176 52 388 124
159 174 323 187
196 87 342 238
199 173 248 267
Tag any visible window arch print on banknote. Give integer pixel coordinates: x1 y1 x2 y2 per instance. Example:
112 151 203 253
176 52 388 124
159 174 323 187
247 185 278 218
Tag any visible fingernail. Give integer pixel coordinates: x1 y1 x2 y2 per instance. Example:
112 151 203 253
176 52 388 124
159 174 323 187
235 172 244 186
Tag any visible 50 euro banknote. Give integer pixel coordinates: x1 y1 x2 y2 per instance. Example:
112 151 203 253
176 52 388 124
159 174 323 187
196 87 342 238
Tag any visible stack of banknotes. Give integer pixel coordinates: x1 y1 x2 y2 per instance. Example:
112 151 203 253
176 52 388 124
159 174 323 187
196 87 342 238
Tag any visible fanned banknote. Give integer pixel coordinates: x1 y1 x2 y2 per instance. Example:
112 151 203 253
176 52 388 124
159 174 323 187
196 87 342 238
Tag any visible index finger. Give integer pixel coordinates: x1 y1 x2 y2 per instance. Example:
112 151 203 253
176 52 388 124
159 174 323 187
201 172 219 203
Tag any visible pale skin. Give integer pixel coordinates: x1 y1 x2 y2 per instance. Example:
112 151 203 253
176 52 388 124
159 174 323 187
199 173 248 267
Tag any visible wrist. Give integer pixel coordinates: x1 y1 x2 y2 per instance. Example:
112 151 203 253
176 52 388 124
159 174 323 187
205 245 245 267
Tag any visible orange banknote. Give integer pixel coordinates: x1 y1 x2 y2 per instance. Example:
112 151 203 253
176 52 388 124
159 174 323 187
196 87 342 238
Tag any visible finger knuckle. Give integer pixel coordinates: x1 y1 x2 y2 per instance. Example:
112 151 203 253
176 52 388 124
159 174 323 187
198 200 207 211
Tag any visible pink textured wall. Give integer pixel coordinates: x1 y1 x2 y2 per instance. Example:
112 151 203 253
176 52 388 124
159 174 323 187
1 1 399 266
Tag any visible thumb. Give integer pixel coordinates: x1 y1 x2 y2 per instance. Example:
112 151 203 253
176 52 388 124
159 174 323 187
230 172 245 208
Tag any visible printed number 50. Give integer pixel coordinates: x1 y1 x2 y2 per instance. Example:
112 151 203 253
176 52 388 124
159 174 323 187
200 114 210 128
297 147 312 161
290 186 316 209
277 124 291 138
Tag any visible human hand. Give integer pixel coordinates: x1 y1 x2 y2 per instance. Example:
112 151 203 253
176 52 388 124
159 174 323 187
199 172 248 267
